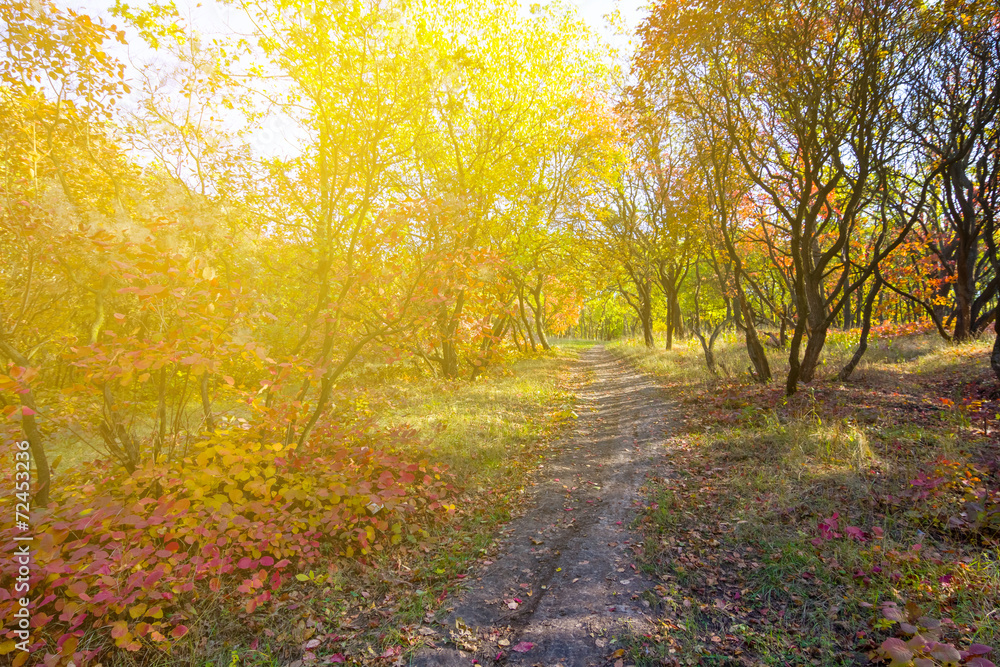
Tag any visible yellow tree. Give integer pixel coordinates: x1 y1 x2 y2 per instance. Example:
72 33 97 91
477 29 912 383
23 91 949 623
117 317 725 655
408 0 604 373
0 0 130 504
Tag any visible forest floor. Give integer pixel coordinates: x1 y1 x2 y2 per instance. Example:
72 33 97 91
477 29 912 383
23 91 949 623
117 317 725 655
195 334 999 667
604 333 1000 667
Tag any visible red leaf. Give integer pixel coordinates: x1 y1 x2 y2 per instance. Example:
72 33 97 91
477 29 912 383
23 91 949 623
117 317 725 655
329 654 346 663
844 526 867 541
929 644 961 663
512 642 534 653
877 638 913 666
170 625 189 639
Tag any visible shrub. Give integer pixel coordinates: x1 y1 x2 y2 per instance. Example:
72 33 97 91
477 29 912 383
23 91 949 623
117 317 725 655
0 426 456 666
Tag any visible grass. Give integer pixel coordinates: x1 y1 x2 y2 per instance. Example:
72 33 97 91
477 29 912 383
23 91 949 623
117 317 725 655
609 328 957 390
379 350 580 484
609 329 1000 666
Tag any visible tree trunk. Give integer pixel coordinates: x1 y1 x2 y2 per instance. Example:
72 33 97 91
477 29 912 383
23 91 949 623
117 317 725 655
155 367 167 463
16 390 49 508
839 274 883 380
511 321 524 352
296 334 378 447
200 373 215 432
534 314 550 351
991 309 1000 382
785 313 809 395
640 290 654 348
439 290 467 378
528 280 551 351
472 316 509 379
736 280 770 382
673 300 684 339
665 297 674 350
441 340 460 378
798 328 828 383
953 232 976 341
843 283 852 330
517 291 537 352
797 272 829 383
694 329 717 373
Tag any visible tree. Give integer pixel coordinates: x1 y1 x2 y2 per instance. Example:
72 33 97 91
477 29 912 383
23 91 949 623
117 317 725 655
0 0 130 505
639 0 937 393
907 0 1000 342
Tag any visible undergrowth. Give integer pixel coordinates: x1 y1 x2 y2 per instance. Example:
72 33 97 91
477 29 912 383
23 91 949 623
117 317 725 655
0 344 588 666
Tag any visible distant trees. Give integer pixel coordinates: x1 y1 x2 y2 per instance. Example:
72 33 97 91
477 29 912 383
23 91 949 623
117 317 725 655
608 0 1000 392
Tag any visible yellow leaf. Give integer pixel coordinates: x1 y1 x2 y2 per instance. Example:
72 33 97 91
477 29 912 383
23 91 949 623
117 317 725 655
129 603 147 619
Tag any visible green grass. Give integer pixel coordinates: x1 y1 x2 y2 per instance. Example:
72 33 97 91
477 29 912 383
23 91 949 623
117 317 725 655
608 329 984 391
380 344 586 485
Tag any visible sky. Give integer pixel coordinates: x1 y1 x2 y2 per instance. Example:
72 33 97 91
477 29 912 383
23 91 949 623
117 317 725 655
68 0 649 54
569 0 647 48
60 0 650 157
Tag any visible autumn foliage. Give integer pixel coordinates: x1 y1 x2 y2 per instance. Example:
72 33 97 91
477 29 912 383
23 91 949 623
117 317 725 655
0 426 455 664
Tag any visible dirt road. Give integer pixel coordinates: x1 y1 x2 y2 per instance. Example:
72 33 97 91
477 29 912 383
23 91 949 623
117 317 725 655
413 345 679 667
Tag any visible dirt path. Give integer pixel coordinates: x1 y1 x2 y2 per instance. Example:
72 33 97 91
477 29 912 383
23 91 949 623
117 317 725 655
413 345 680 667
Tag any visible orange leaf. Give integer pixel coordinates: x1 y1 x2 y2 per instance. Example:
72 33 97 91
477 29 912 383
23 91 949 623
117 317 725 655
110 621 128 639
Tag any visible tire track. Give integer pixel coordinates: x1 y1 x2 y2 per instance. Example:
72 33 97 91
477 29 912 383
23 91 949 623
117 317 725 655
412 345 680 667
